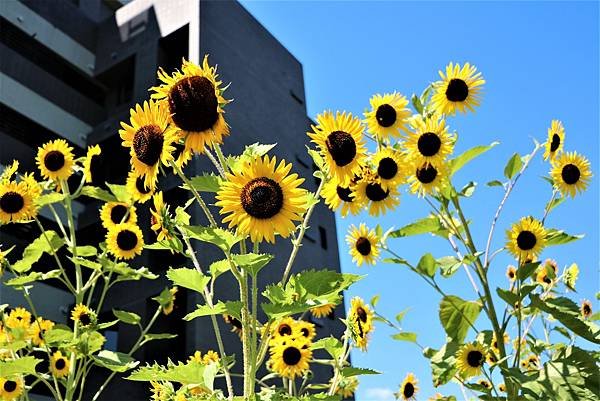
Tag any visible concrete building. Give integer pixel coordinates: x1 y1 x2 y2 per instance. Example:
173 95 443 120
0 0 345 399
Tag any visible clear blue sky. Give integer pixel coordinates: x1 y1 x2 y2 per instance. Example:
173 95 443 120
240 1 599 399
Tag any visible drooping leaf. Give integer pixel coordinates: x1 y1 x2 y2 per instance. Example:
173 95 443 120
439 295 482 343
12 231 64 273
311 337 344 360
92 350 138 372
4 270 61 288
340 367 381 377
391 332 417 342
232 253 273 277
449 142 499 176
545 229 584 246
80 186 117 202
416 253 437 278
35 193 66 207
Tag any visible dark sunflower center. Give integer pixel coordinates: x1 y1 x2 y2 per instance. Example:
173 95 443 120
375 104 397 127
508 270 515 278
403 383 415 398
325 131 356 167
133 124 163 166
135 176 151 194
516 230 536 251
44 150 65 172
543 274 551 284
445 78 469 102
418 132 442 157
278 324 292 336
240 177 284 219
116 230 138 251
467 350 483 367
561 163 580 185
355 237 372 256
416 164 438 184
301 328 310 337
231 317 242 330
79 313 91 326
583 304 591 315
3 381 16 393
550 133 561 152
356 307 367 323
168 76 218 132
365 182 389 201
282 346 302 366
0 191 24 214
377 157 398 179
110 205 128 224
55 358 66 370
336 186 353 202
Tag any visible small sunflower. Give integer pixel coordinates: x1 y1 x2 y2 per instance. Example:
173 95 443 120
6 307 31 330
36 139 75 181
405 115 454 165
50 351 70 378
151 56 230 154
333 376 358 399
271 317 297 340
396 373 419 400
106 223 144 260
431 62 485 115
506 265 517 282
202 350 220 364
119 100 178 188
295 320 316 341
348 297 374 350
543 120 565 161
407 161 448 197
223 314 243 338
498 383 506 392
536 259 558 286
364 92 411 139
0 181 33 224
521 354 540 370
269 337 312 379
550 152 592 198
581 300 592 319
352 171 400 216
100 202 137 229
0 377 23 400
310 303 335 319
371 147 406 189
456 342 486 378
83 144 102 184
216 155 307 243
27 317 54 346
71 304 96 328
321 178 363 217
308 111 367 186
0 160 19 183
477 379 491 389
346 224 380 266
126 170 155 204
506 217 547 262
563 263 579 291
491 332 509 351
162 287 178 315
150 192 172 241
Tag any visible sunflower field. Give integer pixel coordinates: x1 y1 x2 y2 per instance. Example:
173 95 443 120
0 55 597 401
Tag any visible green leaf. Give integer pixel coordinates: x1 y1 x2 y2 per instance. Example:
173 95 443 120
459 181 477 197
370 294 380 307
497 288 519 306
113 310 141 325
209 259 230 279
35 193 65 207
429 342 459 386
518 262 540 280
504 153 523 179
127 361 217 391
438 256 461 278
184 174 222 192
75 245 97 257
545 229 584 246
232 253 273 277
395 308 410 324
144 237 184 253
416 253 437 278
44 326 73 345
80 186 117 202
242 143 277 158
340 367 381 377
92 350 138 372
307 147 325 171
183 226 241 252
487 180 504 187
106 183 129 202
389 215 442 238
311 337 344 360
449 142 499 176
13 230 64 273
167 267 210 294
411 93 423 114
184 301 242 321
391 332 417 342
140 333 177 346
4 270 61 288
0 356 41 376
545 196 565 214
439 295 482 343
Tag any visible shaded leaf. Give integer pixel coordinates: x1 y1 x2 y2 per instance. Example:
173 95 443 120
439 295 481 343
13 231 64 273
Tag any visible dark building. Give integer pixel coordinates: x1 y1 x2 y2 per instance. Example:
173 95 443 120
0 1 345 400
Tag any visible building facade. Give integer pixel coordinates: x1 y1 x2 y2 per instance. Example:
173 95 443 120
0 0 345 399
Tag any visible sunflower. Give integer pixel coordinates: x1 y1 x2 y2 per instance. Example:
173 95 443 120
119 100 178 188
150 381 171 401
36 139 75 182
295 320 316 341
50 351 70 378
5 307 31 330
352 171 400 216
0 377 23 400
83 144 102 183
562 263 579 291
271 317 296 340
348 297 374 350
150 192 171 241
364 92 411 139
100 202 137 229
308 111 367 186
397 373 419 400
371 147 406 189
22 173 42 200
521 354 540 370
150 56 230 154
581 300 592 319
223 314 242 338
0 160 19 183
346 224 380 266
106 223 144 260
407 161 448 197
543 120 565 161
550 152 592 198
506 217 547 262
498 383 506 392
536 259 558 286
431 62 485 115
0 181 33 224
405 115 454 165
126 170 154 204
27 317 54 346
506 265 517 282
310 303 335 319
269 337 312 379
171 135 194 171
456 342 486 378
321 178 363 217
332 375 358 399
216 155 307 243
162 287 178 315
491 332 509 351
202 350 220 364
477 379 491 389
71 304 96 328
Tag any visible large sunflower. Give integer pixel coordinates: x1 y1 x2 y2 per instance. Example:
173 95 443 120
126 170 155 204
397 373 419 401
506 217 546 262
216 155 307 243
321 178 363 217
0 377 23 400
100 202 137 229
405 115 454 165
119 100 178 188
308 111 367 186
50 350 70 378
550 151 592 198
0 181 33 224
364 92 411 140
371 147 406 189
106 223 144 260
36 139 75 181
352 171 400 216
543 120 565 161
269 337 312 379
150 56 230 154
407 161 448 197
346 224 380 266
456 342 486 378
431 62 485 115
83 144 102 184
348 297 374 350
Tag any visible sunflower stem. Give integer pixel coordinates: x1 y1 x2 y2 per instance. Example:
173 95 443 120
170 159 218 227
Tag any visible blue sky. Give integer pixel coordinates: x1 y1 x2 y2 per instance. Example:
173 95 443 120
240 1 599 399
